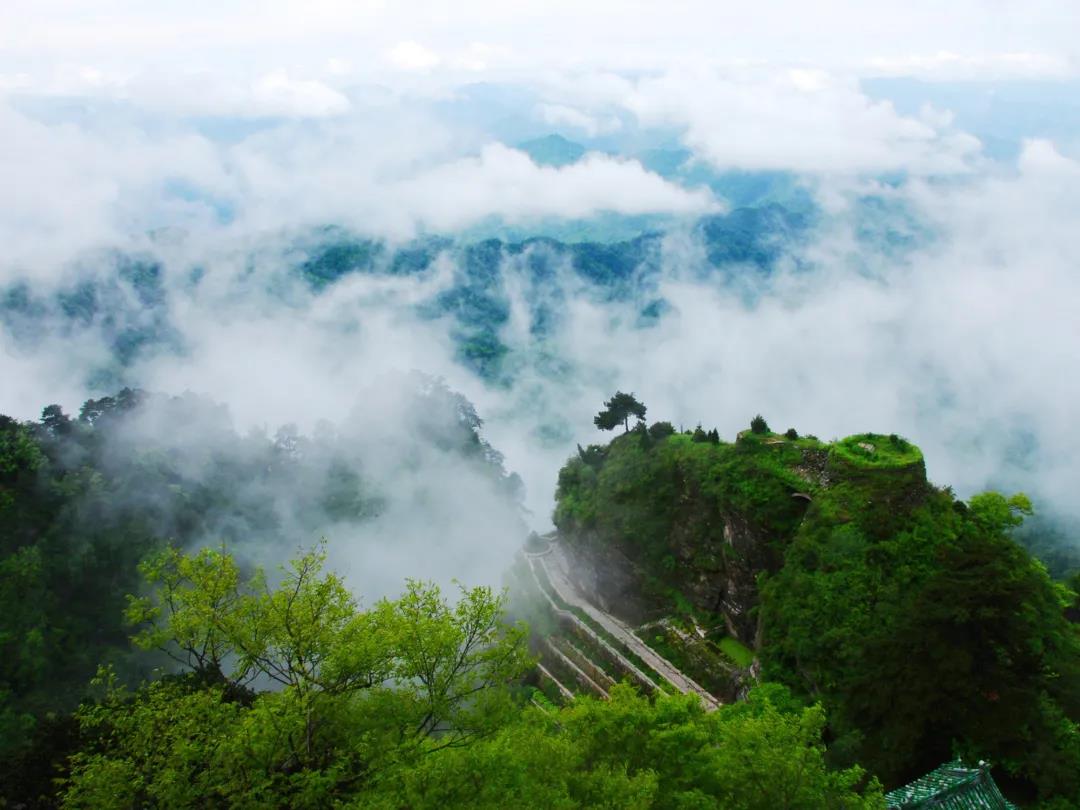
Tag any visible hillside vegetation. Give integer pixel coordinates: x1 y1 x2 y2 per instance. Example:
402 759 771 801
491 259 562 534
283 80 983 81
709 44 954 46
2 394 1078 807
0 392 887 809
554 419 1080 805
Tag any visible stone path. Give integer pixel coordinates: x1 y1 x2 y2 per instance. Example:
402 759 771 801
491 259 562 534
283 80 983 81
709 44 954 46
528 539 720 711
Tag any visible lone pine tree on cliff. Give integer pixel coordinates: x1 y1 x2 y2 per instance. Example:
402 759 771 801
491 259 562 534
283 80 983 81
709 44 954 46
594 391 647 433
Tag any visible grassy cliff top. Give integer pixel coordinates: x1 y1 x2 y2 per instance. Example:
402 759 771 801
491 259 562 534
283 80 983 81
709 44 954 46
830 432 923 470
555 424 930 558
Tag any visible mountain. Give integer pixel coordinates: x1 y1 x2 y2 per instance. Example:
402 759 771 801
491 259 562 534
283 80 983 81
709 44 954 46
548 418 1080 801
0 204 811 388
515 133 588 167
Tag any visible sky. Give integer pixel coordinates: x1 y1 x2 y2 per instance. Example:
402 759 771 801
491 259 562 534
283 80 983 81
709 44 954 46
2 1 1080 589
2 1 1078 84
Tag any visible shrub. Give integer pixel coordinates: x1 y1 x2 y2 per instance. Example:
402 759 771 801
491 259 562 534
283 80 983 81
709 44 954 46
750 415 770 435
649 421 676 440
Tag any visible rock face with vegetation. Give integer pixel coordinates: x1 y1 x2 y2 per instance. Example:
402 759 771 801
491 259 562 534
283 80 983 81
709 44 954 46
2 389 1078 808
553 425 884 643
554 418 1080 804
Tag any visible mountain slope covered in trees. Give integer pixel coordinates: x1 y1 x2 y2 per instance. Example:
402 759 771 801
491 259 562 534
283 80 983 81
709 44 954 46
554 417 1080 806
2 394 1079 807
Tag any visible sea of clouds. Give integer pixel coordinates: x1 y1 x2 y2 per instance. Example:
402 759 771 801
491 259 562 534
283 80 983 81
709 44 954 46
3 1 1079 591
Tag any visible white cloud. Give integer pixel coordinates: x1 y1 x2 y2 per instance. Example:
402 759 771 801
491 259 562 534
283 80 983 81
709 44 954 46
2 0 1080 577
867 50 1073 80
448 42 513 72
2 0 1076 93
386 41 441 71
4 129 1080 553
252 70 350 117
0 99 716 280
612 67 984 174
471 144 1080 521
387 145 716 230
536 102 622 137
0 103 230 279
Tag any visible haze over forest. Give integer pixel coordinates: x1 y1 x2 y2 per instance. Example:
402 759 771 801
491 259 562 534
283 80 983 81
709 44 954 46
5 2 1080 590
3 3 1080 807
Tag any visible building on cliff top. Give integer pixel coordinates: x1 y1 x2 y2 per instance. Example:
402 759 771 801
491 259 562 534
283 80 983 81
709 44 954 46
885 760 1017 809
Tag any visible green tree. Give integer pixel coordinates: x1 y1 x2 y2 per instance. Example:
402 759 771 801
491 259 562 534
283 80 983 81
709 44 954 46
369 684 884 809
65 546 532 807
750 414 770 435
594 392 647 433
40 404 73 437
761 490 1080 798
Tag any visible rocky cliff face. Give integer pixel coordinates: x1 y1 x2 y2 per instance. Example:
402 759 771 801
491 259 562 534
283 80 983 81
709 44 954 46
560 508 789 648
554 430 928 650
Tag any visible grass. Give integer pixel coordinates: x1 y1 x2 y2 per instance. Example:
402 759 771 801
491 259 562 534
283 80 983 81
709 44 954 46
717 636 755 668
643 621 735 697
831 433 923 469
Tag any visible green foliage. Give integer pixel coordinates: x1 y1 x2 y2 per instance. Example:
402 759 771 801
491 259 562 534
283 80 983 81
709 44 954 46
718 636 755 668
595 391 647 433
553 413 1080 805
0 383 518 805
366 684 884 809
59 549 883 809
761 487 1080 801
784 428 799 440
555 430 814 600
64 547 532 807
648 421 676 440
830 433 923 469
750 414 770 434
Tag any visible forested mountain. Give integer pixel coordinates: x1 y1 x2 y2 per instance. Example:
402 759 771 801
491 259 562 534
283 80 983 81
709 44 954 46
552 413 1080 806
0 204 808 387
0 381 523 805
2 395 1078 807
5 0 1080 805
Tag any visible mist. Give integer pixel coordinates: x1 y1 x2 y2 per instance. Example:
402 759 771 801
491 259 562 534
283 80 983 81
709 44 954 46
4 55 1080 590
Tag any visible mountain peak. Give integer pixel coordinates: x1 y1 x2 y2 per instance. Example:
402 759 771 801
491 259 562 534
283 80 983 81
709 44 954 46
515 133 588 167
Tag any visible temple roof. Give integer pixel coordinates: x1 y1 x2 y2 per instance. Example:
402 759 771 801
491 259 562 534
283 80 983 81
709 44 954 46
885 760 1017 809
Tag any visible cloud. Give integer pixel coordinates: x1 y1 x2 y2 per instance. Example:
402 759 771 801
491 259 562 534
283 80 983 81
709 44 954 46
0 102 231 280
610 67 984 174
251 71 351 117
3 0 1077 84
4 134 1080 572
473 141 1080 523
0 98 715 279
536 103 622 137
219 127 716 237
386 41 441 71
387 144 717 230
867 50 1073 80
3 11 1080 589
448 42 513 72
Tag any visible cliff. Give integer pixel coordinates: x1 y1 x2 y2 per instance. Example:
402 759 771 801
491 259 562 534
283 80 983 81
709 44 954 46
553 426 930 649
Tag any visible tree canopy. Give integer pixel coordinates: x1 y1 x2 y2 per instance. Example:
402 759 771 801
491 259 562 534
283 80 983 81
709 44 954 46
64 546 532 807
554 422 1080 805
594 392 647 433
58 547 885 809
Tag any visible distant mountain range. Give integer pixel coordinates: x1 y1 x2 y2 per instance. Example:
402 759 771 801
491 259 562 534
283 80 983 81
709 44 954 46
0 202 811 387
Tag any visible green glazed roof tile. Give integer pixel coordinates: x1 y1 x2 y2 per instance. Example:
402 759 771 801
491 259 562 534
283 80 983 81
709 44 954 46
885 760 1018 809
